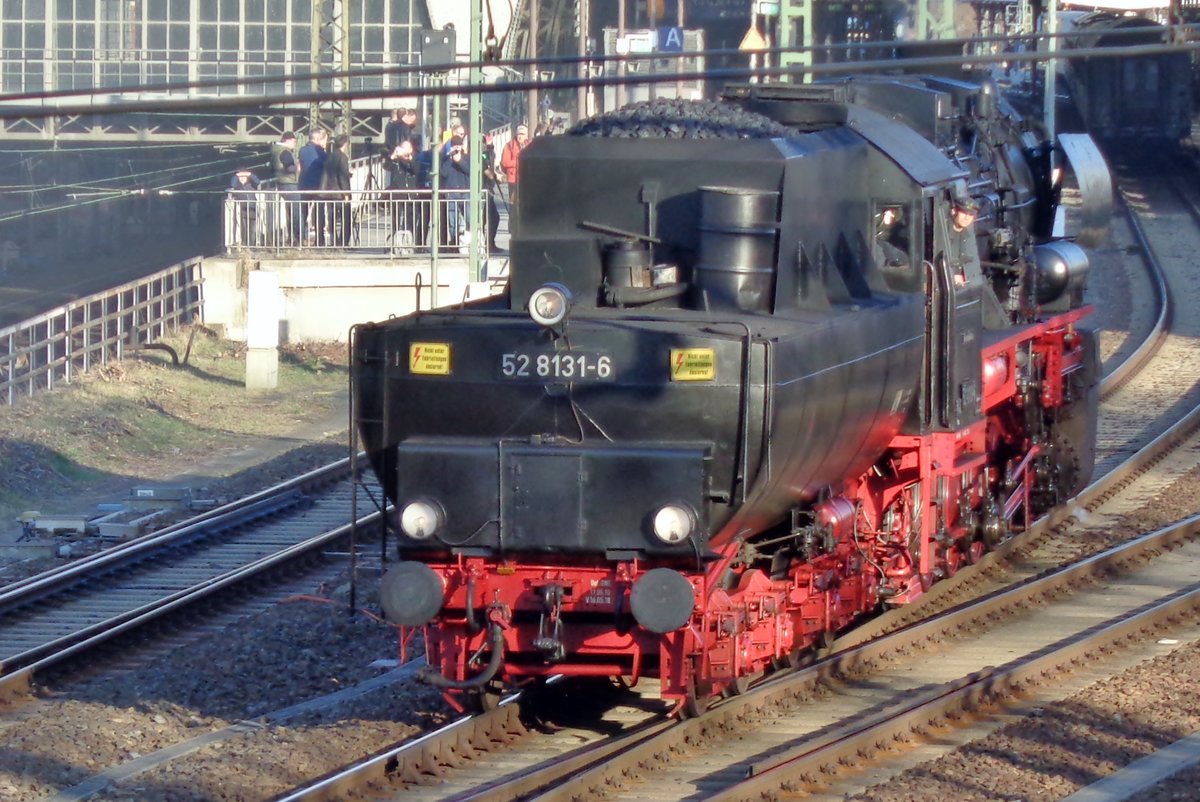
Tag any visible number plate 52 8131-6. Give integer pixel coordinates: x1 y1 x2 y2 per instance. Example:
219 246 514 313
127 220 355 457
500 351 614 381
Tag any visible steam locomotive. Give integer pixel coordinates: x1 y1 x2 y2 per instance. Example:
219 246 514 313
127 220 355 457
353 74 1112 715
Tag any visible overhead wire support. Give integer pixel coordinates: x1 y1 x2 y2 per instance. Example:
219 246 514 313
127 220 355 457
470 0 485 284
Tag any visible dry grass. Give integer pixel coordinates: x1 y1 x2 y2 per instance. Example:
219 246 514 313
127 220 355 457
0 326 349 525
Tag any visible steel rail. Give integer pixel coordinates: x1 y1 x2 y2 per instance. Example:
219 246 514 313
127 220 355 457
274 701 529 802
708 519 1200 801
1096 187 1171 401
0 510 384 701
526 509 1200 802
0 458 385 702
44 660 424 802
0 457 354 605
275 684 675 802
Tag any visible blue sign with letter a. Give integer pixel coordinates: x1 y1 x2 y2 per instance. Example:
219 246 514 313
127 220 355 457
658 26 684 52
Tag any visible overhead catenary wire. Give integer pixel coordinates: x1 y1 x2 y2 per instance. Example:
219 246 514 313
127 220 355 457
0 147 264 224
0 23 1195 115
0 25 1191 220
0 142 266 155
0 190 140 225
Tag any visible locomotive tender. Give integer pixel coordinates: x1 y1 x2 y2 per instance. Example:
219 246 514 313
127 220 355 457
353 74 1112 714
1059 11 1192 141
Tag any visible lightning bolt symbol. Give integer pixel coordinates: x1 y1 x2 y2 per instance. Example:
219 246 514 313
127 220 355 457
413 346 422 367
676 352 686 373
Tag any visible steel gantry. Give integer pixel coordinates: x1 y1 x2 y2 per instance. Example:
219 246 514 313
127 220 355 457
0 0 429 144
774 0 960 75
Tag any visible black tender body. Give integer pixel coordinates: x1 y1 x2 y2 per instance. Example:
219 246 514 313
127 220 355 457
1061 12 1192 141
353 75 1086 562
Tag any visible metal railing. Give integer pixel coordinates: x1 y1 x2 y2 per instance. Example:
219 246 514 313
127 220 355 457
0 259 203 406
222 188 491 256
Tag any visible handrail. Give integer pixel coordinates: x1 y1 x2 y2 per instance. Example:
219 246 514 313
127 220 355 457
0 258 203 406
221 186 491 257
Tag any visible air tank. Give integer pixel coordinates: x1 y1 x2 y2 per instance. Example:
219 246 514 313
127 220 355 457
1032 240 1090 304
694 186 780 312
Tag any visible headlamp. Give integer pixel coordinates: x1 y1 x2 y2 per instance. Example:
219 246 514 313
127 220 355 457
399 499 444 540
651 504 696 544
528 283 573 327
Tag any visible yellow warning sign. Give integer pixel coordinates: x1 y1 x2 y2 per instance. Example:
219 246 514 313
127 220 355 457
739 25 767 52
409 342 451 375
670 348 716 382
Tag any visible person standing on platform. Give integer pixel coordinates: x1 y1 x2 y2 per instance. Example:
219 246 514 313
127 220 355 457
384 108 406 153
298 127 328 244
386 107 420 153
401 108 421 150
270 131 301 246
482 135 500 253
387 139 422 251
440 116 463 148
321 134 353 246
501 124 530 213
440 135 471 251
229 169 260 247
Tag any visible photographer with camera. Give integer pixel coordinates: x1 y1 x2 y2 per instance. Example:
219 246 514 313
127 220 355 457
439 135 470 252
387 139 423 252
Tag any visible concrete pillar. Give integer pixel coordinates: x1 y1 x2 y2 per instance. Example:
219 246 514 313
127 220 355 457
246 270 281 390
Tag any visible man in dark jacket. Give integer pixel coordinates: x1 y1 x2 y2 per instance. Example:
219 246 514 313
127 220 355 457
321 134 353 246
298 128 327 244
270 131 301 245
385 107 420 153
440 135 470 249
482 136 500 253
387 139 423 250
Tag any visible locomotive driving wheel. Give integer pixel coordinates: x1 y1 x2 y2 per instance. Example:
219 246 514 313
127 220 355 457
725 672 752 697
964 535 987 564
943 541 964 576
814 629 836 660
677 657 714 719
1048 429 1084 503
770 647 810 672
679 685 710 719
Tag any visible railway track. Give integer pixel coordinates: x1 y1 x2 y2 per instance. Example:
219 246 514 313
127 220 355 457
272 405 1200 802
0 457 385 701
9 160 1200 802
263 161 1200 802
1090 159 1200 476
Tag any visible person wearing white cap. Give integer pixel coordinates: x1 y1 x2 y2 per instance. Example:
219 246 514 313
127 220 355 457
228 169 260 247
501 123 531 214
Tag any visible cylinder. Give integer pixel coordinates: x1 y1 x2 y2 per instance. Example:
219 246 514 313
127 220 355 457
603 240 653 289
814 496 857 540
695 186 779 312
